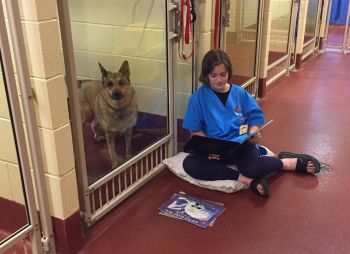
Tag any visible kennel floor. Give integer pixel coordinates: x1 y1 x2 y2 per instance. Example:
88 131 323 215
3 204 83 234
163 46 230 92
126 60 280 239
327 24 347 46
78 51 350 254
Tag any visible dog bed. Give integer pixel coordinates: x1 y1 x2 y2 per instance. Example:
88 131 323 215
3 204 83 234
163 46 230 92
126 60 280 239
163 146 276 193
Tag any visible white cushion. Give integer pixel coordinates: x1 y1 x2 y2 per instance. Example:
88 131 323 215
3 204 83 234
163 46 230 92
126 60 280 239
163 152 248 193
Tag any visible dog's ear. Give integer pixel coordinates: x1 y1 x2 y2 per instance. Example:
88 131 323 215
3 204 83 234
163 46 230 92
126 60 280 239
98 62 108 77
118 61 130 81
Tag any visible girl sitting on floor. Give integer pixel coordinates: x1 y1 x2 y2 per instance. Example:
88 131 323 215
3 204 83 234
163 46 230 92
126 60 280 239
182 49 321 197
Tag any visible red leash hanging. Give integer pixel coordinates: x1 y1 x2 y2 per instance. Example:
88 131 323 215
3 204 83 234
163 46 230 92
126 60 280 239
178 0 195 60
184 0 191 44
213 0 220 49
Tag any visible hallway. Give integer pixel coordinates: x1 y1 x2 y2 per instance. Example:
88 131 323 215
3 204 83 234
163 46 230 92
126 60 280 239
77 51 350 254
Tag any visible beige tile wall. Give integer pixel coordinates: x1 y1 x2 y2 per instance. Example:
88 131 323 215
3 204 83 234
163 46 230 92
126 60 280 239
0 0 79 220
23 0 78 220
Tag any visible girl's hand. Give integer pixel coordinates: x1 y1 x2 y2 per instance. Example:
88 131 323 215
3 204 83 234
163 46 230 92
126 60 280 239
249 125 262 143
208 154 221 160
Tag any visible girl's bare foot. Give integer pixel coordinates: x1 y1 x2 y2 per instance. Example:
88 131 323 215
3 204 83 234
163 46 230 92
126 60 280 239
238 175 269 197
282 158 317 173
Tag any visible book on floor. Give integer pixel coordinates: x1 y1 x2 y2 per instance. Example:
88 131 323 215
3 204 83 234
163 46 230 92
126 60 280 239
158 192 226 228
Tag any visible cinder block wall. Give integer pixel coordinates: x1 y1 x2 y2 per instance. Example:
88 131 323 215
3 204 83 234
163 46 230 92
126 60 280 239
0 0 79 221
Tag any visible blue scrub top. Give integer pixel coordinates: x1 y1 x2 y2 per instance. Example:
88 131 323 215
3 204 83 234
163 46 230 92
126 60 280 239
182 84 264 143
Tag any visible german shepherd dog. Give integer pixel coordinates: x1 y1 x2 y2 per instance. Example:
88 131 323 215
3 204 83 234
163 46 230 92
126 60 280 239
78 61 137 168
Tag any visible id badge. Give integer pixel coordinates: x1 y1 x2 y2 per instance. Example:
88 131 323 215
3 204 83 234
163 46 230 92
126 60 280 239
239 124 248 135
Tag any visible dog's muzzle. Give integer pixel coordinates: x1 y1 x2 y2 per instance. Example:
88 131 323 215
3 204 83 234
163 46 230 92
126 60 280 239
112 91 122 100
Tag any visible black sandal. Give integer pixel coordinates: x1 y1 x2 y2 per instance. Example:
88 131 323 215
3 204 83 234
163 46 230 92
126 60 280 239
278 152 321 173
250 178 269 197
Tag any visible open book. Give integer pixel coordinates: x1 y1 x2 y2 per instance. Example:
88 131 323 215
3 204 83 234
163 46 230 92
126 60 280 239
183 120 273 159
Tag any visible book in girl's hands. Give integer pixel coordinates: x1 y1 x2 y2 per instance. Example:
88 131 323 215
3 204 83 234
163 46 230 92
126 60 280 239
183 120 274 158
158 192 226 228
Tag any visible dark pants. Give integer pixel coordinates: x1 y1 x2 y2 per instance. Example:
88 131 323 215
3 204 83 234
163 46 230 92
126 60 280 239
183 142 283 181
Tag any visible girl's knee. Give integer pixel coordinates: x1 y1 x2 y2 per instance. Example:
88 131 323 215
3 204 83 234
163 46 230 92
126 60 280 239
239 162 261 179
183 156 201 176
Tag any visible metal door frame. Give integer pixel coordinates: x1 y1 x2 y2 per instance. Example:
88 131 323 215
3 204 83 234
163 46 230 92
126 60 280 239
57 0 178 228
288 0 301 71
347 7 350 51
0 0 55 253
219 0 264 97
313 0 323 50
324 0 350 53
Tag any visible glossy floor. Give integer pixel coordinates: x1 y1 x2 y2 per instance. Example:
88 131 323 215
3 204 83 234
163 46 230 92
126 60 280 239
78 51 350 254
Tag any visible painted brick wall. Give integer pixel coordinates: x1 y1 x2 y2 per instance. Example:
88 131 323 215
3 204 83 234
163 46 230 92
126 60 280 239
0 0 79 220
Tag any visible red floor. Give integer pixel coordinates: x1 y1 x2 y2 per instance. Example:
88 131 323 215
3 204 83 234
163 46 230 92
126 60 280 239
327 25 346 46
77 51 350 254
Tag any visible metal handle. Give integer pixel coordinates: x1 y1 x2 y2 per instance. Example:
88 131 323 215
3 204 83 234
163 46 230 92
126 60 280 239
169 1 180 42
222 0 230 27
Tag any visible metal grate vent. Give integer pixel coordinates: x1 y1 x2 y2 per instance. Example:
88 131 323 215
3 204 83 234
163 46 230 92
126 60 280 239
319 163 332 175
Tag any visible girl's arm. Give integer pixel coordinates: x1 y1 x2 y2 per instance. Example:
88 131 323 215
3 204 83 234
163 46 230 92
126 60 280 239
191 130 206 137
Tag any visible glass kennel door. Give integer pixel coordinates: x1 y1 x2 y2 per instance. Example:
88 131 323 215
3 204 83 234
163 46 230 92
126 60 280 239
289 0 300 68
0 1 42 251
267 0 293 85
302 0 321 58
0 50 33 254
324 0 350 51
59 0 174 226
68 0 170 183
220 0 263 96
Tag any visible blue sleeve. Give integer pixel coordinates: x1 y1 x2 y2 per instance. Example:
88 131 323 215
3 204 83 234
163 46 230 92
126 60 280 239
240 89 264 126
182 93 203 132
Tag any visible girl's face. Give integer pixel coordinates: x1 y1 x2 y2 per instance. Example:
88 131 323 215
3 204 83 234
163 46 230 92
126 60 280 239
208 64 229 93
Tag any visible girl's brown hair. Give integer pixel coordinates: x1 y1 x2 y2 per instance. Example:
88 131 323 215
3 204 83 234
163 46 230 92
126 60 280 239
199 49 232 84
